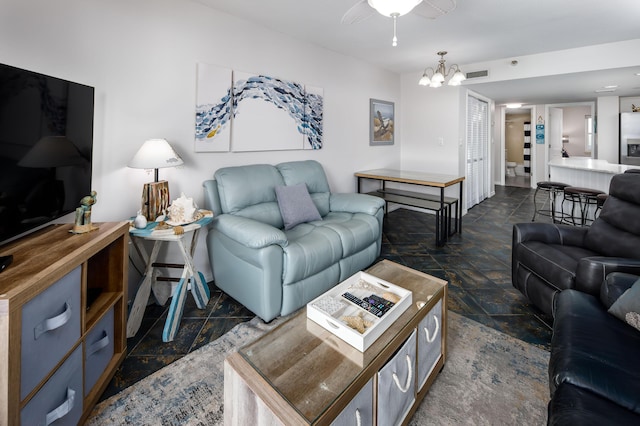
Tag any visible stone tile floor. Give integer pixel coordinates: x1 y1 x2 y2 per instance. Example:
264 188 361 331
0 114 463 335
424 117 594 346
101 184 554 400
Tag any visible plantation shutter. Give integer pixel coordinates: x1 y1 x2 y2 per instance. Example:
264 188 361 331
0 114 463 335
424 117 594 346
466 95 489 208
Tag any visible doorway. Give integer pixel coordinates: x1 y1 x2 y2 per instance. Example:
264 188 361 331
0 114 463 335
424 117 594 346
504 108 532 188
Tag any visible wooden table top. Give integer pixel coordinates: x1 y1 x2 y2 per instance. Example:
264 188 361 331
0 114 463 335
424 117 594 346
355 168 465 187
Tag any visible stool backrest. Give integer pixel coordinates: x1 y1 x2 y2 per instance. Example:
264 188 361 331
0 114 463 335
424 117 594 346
584 173 640 258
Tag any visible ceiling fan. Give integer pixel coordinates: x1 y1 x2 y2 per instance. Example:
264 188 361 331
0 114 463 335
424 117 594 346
342 0 457 46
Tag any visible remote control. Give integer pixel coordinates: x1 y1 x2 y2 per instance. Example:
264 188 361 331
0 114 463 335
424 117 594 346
369 294 395 309
342 292 384 317
0 255 13 273
364 295 393 315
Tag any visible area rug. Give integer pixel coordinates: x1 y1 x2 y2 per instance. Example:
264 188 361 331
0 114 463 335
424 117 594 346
87 312 550 425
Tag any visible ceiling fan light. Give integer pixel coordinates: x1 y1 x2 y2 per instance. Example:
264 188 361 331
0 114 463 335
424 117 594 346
368 0 422 17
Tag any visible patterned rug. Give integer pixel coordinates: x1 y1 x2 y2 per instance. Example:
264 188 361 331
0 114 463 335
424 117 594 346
87 312 550 425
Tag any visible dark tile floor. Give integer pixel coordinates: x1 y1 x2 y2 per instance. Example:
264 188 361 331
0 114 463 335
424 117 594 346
101 184 553 400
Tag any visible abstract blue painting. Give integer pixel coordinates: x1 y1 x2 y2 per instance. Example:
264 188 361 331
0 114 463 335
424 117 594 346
195 64 323 152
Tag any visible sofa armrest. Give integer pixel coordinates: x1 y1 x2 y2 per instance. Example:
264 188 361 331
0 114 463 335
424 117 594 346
575 257 640 295
600 272 639 309
513 222 588 246
213 214 288 249
329 193 385 215
202 179 222 216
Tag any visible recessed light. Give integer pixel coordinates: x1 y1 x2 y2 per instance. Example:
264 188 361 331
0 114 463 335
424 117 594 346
604 85 619 89
506 103 522 108
595 88 617 93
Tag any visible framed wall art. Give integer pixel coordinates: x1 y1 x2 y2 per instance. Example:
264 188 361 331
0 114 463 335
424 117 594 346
195 64 324 152
370 99 394 146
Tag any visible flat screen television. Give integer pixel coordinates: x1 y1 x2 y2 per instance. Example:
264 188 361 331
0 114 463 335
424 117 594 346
0 63 94 246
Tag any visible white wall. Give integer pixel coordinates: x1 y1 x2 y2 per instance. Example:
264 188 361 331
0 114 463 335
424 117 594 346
398 72 465 202
400 74 462 174
561 106 591 157
597 96 620 163
0 0 402 281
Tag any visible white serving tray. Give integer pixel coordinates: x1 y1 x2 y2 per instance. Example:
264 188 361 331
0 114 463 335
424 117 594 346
306 271 412 352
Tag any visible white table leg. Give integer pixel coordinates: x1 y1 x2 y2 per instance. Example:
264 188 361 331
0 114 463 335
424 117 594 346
126 240 163 338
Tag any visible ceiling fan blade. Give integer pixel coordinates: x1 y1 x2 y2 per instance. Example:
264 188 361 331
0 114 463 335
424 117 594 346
413 0 457 19
341 0 377 25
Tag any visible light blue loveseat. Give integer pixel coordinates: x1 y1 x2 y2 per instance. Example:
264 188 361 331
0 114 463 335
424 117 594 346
202 160 385 322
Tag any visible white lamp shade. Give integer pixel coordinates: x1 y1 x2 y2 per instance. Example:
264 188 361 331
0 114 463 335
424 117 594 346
368 0 422 16
128 138 184 170
418 74 431 86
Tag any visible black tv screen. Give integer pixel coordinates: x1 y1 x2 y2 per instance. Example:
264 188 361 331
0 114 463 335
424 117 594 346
0 63 94 245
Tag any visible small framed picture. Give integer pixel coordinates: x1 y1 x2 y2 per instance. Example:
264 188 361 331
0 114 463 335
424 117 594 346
370 99 394 146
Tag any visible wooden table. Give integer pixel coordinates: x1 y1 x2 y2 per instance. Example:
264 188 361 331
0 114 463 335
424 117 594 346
224 260 448 425
355 169 464 246
126 212 213 342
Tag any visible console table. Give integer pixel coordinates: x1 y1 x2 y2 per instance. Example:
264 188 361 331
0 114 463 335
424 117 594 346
225 260 447 425
355 169 464 246
0 222 128 425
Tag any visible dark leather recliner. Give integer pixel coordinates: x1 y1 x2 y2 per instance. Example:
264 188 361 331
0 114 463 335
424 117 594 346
512 171 640 316
547 272 640 425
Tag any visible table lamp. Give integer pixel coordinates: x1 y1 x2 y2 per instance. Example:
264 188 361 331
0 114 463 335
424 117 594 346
128 138 183 221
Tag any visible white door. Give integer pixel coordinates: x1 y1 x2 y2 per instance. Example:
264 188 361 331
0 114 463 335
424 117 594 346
466 95 490 208
548 107 564 167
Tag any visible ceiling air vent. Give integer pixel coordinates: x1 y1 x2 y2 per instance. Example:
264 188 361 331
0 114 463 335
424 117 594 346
466 70 489 79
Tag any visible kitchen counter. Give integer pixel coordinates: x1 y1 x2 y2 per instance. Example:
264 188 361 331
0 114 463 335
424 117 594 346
549 158 640 192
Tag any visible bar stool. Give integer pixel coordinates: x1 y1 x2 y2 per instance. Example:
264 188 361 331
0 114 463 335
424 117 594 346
532 181 570 222
594 193 608 218
562 187 606 226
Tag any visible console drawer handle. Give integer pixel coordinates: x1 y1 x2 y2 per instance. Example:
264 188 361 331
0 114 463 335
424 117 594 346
392 354 413 393
87 330 110 357
34 301 72 340
45 387 75 426
423 316 440 343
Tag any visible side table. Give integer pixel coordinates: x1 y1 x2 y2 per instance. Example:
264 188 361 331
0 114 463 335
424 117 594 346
126 211 213 342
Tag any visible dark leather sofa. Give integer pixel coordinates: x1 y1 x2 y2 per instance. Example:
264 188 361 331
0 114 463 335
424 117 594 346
547 272 640 425
512 171 640 316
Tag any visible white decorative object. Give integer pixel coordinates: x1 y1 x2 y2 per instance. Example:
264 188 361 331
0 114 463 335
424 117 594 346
307 271 412 352
167 193 198 225
133 211 148 229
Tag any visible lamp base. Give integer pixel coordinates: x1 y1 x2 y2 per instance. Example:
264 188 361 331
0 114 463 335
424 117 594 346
142 180 170 221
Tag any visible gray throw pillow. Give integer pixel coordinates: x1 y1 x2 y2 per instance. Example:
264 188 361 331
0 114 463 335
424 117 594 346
275 183 322 230
608 278 640 331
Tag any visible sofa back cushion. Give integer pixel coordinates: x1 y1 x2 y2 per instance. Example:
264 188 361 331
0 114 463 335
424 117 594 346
277 160 331 216
584 173 640 258
214 164 285 228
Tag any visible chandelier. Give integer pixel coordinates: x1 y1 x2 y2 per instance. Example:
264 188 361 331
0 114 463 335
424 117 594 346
368 0 422 46
418 51 466 87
